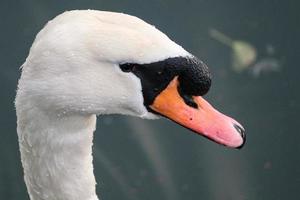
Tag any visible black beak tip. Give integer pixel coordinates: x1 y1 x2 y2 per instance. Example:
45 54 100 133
233 123 246 149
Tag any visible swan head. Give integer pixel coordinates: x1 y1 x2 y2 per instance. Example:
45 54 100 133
17 10 245 148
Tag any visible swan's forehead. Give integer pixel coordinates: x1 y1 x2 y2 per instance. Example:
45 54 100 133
56 10 190 64
91 27 188 64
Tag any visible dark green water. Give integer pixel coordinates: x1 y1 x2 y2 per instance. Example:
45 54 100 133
1 0 299 199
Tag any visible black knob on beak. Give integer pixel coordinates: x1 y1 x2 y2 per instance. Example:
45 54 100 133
178 57 211 96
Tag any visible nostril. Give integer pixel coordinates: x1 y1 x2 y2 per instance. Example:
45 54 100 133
177 86 198 109
233 123 245 139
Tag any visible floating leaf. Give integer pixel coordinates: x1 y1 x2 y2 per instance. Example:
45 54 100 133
231 40 257 72
209 29 257 72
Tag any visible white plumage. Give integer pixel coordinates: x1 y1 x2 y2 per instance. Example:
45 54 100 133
16 10 191 200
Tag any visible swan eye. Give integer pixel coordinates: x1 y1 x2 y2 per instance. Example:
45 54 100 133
120 63 135 72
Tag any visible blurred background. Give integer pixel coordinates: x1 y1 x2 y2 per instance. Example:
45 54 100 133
1 0 299 199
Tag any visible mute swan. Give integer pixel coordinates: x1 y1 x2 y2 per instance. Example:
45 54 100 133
15 10 245 200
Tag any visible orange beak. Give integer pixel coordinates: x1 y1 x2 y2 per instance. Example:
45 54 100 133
149 77 245 148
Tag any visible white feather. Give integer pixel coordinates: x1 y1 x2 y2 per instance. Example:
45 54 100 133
15 10 191 200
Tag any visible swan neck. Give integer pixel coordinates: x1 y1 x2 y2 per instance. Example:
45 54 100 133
17 107 99 200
